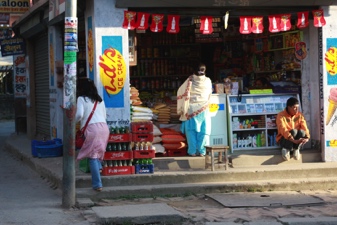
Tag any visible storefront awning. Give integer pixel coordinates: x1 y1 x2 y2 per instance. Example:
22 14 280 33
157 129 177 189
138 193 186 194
116 0 337 8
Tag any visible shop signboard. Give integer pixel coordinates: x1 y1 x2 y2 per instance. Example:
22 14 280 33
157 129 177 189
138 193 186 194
0 0 29 13
0 37 25 56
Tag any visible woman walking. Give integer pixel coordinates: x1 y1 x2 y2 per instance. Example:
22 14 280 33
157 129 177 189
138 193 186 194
76 78 109 192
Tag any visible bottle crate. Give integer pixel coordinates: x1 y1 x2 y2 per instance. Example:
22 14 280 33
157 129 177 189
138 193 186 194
135 164 154 174
31 138 63 158
108 133 132 142
104 150 133 160
101 166 135 176
132 133 154 142
133 150 155 159
166 148 187 157
131 121 153 133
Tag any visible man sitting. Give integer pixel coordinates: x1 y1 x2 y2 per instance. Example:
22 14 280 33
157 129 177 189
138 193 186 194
276 97 310 161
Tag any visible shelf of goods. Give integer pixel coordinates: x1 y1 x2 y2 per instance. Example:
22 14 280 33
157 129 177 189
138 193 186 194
101 122 155 176
130 26 200 91
252 30 302 84
227 93 300 152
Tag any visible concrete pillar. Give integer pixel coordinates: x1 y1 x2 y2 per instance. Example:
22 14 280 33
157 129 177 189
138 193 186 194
85 0 130 127
321 6 337 161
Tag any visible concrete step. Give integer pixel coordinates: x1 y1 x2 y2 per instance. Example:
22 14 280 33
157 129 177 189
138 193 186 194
76 176 337 200
152 149 321 171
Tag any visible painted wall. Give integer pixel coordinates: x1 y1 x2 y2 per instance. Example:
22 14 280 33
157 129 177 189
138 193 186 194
322 6 337 161
49 25 64 139
85 0 130 130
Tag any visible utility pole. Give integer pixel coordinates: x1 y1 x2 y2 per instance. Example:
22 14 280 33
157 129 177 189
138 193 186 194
62 0 77 208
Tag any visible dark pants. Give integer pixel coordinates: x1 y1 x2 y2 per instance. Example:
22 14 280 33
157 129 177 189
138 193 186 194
279 129 307 151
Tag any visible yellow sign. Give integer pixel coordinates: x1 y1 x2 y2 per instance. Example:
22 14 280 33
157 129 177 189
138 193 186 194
98 47 126 95
0 0 29 13
209 103 219 113
325 47 337 75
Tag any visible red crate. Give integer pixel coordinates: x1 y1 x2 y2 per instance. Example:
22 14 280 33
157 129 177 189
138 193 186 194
104 151 133 160
133 150 155 159
131 121 153 133
108 133 132 142
101 166 135 176
155 152 168 157
167 148 187 157
132 133 153 142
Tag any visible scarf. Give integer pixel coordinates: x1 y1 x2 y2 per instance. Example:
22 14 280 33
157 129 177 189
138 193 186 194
177 75 212 121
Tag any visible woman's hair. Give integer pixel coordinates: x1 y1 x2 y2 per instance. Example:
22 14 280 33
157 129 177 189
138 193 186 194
77 78 102 103
197 63 206 75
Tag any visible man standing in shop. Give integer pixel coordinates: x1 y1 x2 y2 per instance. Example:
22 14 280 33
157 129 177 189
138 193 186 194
276 97 310 161
177 63 213 157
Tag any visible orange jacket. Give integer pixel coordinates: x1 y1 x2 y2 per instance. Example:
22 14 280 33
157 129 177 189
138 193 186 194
276 108 310 143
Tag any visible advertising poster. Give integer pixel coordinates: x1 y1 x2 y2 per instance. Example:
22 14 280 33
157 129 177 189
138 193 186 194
87 16 94 81
100 36 125 108
13 54 26 98
324 38 337 147
64 17 78 51
63 51 76 109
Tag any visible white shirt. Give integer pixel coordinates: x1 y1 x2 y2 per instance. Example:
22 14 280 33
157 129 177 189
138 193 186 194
75 96 107 129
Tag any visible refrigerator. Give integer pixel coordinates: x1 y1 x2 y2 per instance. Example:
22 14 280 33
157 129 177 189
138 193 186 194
209 94 228 146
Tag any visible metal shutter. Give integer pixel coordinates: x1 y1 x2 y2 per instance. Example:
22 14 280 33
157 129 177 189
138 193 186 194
34 33 50 137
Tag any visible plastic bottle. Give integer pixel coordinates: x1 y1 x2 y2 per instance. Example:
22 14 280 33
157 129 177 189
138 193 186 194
257 134 261 147
247 134 252 148
233 133 238 149
252 134 257 147
261 131 266 147
238 137 242 148
273 132 277 146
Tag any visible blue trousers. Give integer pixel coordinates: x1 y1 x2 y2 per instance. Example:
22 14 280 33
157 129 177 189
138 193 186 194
89 158 103 189
181 111 210 156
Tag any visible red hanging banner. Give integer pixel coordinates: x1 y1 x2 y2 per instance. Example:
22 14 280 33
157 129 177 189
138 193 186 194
200 16 213 34
239 16 251 34
166 15 180 34
297 11 309 29
280 14 291 31
251 17 264 34
122 11 137 30
136 12 150 30
268 15 280 33
312 9 326 27
150 14 164 32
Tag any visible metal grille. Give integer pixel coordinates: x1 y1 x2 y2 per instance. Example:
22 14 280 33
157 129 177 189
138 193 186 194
34 33 50 137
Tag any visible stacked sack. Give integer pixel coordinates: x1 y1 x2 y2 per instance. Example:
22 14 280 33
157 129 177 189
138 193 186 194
152 124 165 156
130 87 142 106
154 103 171 124
169 102 180 124
160 128 187 157
131 106 153 122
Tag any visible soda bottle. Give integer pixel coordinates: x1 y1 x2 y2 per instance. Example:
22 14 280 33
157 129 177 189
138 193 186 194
118 160 123 167
106 143 112 151
108 160 113 167
115 126 120 134
112 143 117 151
122 142 127 151
128 159 133 166
113 160 117 167
117 143 122 151
110 126 115 134
125 126 130 133
148 158 153 165
120 126 125 134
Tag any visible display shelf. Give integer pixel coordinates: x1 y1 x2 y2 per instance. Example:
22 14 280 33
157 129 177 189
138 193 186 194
227 93 300 152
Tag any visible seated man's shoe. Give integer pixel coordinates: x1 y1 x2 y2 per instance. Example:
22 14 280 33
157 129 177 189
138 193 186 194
282 148 290 161
293 149 301 160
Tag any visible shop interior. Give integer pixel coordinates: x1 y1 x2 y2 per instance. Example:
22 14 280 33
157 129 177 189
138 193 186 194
125 12 306 108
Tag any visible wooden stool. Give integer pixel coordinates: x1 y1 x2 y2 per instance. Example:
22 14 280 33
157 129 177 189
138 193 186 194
205 145 230 171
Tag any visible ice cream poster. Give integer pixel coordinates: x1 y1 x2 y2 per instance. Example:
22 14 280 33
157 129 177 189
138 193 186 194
326 87 337 147
325 38 337 85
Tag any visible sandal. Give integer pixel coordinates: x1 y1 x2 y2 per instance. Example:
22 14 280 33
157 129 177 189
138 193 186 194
94 187 103 192
188 154 196 157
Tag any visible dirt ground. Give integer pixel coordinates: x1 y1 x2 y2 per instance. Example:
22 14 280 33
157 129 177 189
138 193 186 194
94 190 337 224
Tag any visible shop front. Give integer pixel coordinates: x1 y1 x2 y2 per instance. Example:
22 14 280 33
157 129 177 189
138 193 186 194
12 0 337 163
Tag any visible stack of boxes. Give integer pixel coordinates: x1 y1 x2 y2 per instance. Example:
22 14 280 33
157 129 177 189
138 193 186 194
131 121 155 174
98 122 155 176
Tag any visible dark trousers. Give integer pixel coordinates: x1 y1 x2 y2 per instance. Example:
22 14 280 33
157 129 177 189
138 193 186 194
279 129 307 151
